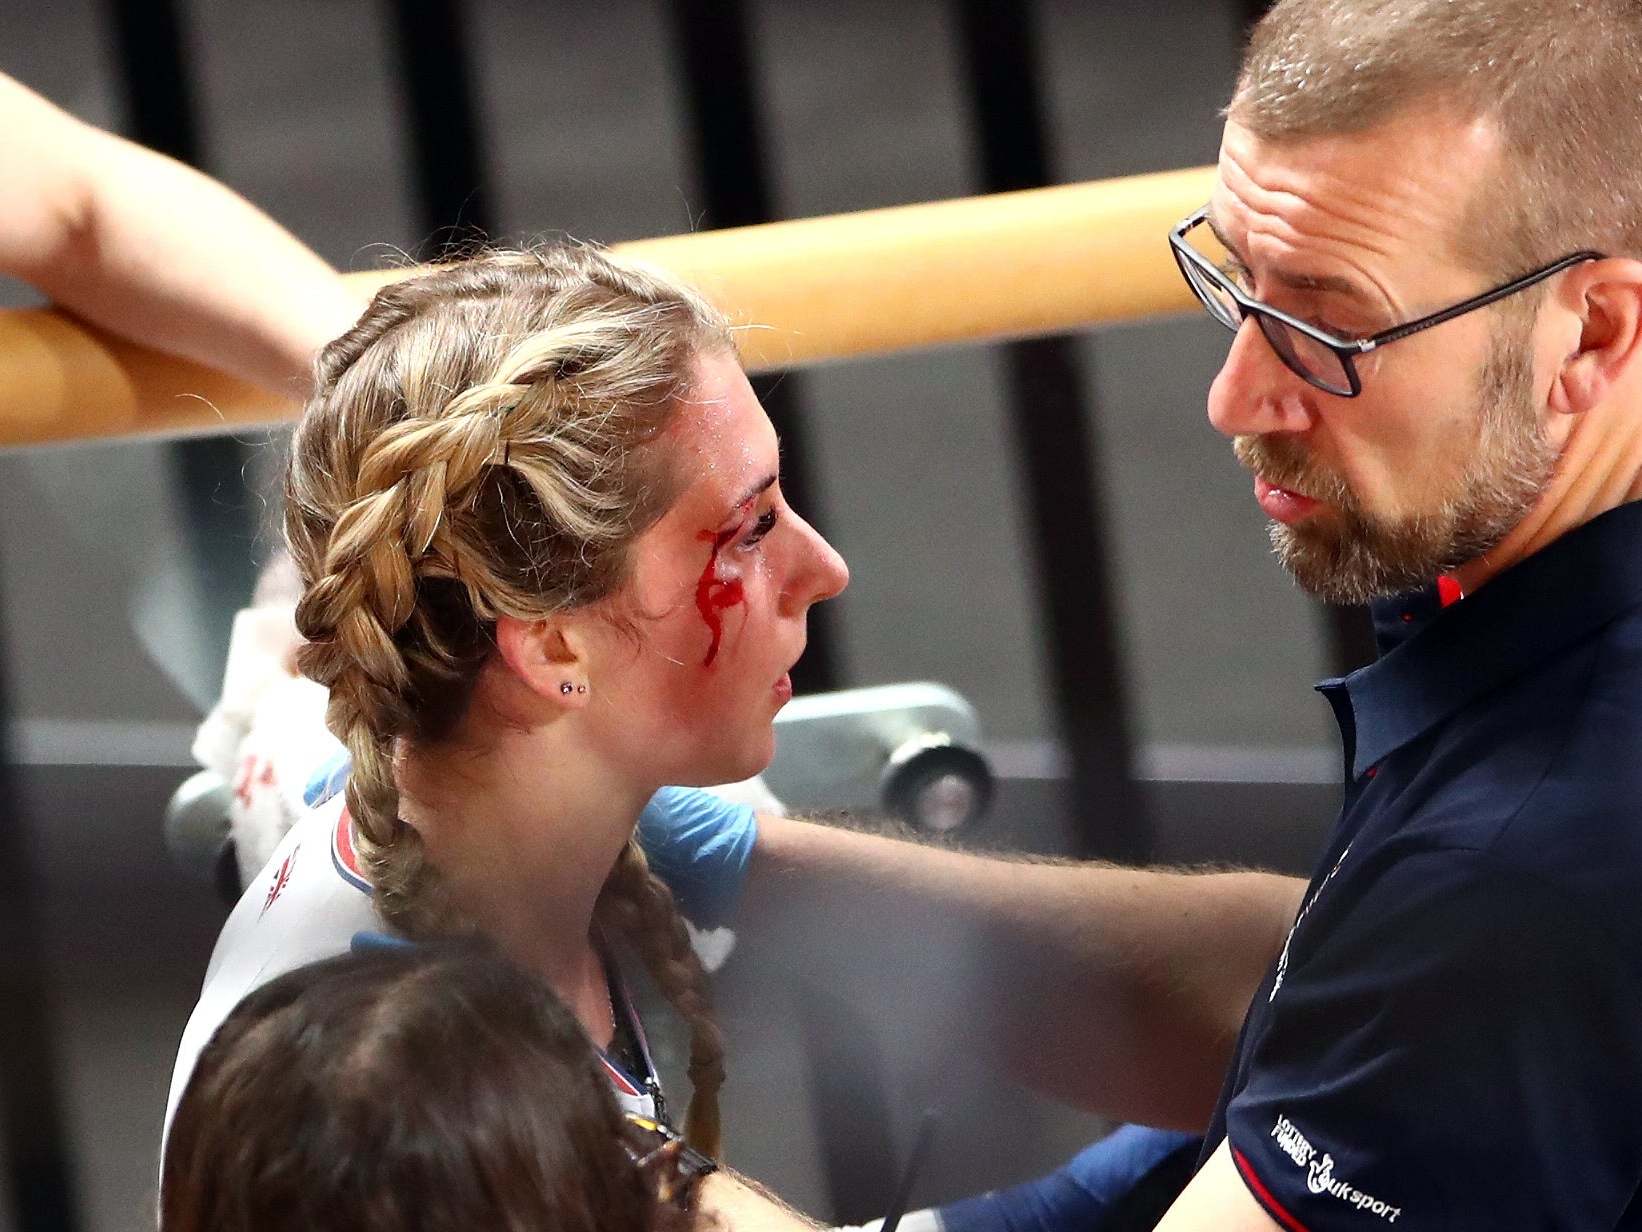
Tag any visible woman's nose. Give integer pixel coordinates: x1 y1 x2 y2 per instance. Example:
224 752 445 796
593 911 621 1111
783 512 849 611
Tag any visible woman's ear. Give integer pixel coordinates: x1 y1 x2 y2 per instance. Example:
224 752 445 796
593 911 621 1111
1549 258 1642 416
494 615 590 708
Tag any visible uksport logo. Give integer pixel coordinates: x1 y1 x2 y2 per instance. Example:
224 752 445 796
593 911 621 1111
1271 1115 1403 1224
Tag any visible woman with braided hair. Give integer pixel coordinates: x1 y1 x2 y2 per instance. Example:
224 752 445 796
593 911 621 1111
165 243 848 1178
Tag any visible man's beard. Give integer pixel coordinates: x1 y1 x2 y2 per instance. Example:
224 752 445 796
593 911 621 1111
1233 318 1559 605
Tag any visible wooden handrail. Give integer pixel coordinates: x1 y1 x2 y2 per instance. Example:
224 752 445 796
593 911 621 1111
0 165 1214 447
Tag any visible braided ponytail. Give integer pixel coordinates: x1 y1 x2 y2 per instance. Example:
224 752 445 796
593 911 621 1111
595 842 726 1156
286 243 735 1142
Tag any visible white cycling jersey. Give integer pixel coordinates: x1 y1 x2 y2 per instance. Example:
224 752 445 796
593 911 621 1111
165 794 665 1147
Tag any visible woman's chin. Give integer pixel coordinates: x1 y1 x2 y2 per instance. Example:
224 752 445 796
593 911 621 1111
650 732 776 794
722 734 777 787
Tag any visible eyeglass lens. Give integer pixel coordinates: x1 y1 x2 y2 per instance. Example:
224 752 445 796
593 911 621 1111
1176 225 1355 396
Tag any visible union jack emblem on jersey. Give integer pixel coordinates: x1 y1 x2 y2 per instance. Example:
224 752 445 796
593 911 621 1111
261 850 297 916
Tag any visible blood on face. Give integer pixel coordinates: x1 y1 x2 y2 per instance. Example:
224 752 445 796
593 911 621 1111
694 526 746 667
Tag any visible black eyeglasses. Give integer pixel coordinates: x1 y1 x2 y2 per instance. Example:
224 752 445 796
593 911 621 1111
1169 206 1603 397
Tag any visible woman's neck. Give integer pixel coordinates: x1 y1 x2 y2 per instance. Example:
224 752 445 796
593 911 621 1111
396 715 655 1030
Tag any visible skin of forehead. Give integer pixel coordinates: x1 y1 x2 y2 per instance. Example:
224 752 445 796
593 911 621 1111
1212 110 1505 319
670 352 777 522
631 353 778 593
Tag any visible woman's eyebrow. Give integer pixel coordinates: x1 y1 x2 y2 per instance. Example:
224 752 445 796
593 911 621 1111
726 473 777 515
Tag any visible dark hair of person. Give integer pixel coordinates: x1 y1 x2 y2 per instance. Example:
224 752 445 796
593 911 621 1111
159 943 698 1232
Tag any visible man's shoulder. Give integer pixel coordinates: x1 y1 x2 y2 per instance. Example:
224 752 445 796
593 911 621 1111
1387 604 1642 894
1227 838 1642 1231
1305 840 1642 997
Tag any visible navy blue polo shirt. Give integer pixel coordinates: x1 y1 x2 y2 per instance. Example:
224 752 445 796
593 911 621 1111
1204 500 1642 1230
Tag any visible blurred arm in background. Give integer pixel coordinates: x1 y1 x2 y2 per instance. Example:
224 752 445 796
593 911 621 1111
0 71 364 398
740 813 1305 1133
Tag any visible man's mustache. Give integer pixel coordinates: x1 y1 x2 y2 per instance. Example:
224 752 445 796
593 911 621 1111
1233 435 1353 508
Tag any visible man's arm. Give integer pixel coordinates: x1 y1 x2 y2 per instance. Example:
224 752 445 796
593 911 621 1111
0 73 363 395
1154 1140 1281 1231
739 814 1304 1130
697 1169 821 1230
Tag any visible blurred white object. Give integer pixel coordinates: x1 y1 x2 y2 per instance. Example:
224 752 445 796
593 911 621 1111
171 601 344 888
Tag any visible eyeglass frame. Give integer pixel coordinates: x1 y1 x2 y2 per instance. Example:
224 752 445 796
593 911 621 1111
1168 205 1604 397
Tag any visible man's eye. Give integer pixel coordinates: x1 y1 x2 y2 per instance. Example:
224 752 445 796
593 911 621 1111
1310 318 1361 341
1219 259 1254 290
740 508 779 548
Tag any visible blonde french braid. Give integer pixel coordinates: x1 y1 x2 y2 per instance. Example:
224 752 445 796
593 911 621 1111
595 841 726 1157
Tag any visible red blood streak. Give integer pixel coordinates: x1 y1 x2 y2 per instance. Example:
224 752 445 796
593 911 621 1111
695 527 746 667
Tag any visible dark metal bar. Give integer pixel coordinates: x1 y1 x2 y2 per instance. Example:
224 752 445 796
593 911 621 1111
106 0 260 682
0 553 80 1231
662 0 841 696
0 5 259 1226
951 0 1150 864
381 0 497 256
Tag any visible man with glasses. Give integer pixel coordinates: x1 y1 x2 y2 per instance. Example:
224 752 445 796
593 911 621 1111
1128 0 1642 1219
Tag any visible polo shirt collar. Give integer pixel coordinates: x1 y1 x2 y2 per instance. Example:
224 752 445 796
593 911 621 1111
1320 500 1642 780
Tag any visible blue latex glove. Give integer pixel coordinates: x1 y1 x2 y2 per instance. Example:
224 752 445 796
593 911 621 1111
636 786 759 926
350 929 414 953
304 749 353 807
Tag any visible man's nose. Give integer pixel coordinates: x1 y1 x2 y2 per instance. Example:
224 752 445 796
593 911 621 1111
1206 318 1317 439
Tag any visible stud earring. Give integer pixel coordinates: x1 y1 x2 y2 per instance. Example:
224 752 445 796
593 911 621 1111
577 684 588 695
560 682 573 695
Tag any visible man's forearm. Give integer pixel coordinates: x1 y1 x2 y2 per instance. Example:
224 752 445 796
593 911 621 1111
741 814 1304 1129
698 1169 821 1230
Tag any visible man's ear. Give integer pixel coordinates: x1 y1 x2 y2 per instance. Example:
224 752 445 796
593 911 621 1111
494 615 590 708
1549 258 1642 416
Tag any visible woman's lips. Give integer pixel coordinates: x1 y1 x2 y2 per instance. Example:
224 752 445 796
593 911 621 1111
1254 475 1322 524
773 672 793 704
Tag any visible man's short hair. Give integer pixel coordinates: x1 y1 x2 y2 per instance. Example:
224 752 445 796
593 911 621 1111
1231 0 1642 278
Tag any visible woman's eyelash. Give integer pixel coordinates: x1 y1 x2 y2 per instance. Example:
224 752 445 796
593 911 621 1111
740 508 779 547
